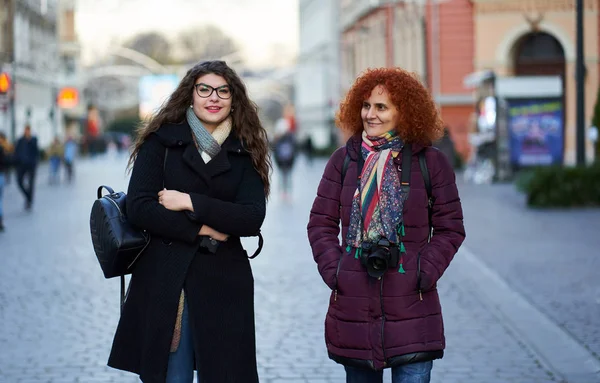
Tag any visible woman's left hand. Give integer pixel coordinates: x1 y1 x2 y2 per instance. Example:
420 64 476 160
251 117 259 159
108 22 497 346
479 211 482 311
158 189 192 211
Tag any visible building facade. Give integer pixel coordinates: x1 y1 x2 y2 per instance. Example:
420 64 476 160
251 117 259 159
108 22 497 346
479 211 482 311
57 0 83 136
470 0 598 164
340 0 427 88
0 0 63 148
427 0 475 159
295 0 341 149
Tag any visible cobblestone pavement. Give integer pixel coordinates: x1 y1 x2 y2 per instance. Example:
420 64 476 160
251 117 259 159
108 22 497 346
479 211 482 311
456 175 600 361
0 153 588 382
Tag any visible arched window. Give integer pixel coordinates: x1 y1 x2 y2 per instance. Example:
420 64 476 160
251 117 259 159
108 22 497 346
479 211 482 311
514 32 565 76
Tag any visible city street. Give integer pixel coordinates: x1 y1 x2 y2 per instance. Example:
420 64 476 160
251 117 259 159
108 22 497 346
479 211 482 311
0 152 599 383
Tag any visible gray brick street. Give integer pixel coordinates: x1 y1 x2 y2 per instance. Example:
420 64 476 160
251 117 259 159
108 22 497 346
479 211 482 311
0 154 599 383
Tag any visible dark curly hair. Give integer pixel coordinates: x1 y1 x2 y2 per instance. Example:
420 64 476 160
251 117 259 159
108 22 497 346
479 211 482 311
336 67 444 145
128 60 272 197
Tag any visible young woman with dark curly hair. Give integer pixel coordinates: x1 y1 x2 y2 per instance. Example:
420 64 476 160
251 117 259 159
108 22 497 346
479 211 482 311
307 67 466 383
108 60 271 383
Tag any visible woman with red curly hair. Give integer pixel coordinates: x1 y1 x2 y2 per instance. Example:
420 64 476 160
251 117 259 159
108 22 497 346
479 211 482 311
307 67 465 382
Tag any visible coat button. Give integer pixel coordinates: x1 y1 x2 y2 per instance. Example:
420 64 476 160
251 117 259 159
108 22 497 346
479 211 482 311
210 238 217 245
177 140 183 146
162 239 172 246
237 149 241 153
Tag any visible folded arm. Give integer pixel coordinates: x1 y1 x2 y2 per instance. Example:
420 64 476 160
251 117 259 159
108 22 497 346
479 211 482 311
126 134 202 244
187 159 266 237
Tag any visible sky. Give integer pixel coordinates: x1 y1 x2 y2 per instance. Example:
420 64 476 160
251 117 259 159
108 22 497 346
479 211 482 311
75 0 299 68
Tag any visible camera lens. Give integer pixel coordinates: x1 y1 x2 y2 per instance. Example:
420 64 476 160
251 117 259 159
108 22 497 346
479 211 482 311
371 257 387 271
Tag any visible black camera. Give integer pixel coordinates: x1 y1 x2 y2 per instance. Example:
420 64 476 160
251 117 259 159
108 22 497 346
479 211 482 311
360 237 399 278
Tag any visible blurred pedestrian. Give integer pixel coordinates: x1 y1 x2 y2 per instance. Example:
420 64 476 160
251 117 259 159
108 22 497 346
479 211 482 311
108 60 271 383
1 132 14 185
14 125 39 210
272 115 296 195
47 136 64 185
307 67 466 383
0 131 8 231
63 135 77 183
305 135 315 165
86 104 101 157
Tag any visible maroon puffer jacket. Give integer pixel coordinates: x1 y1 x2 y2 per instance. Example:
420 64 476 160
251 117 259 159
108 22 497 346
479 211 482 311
307 135 465 370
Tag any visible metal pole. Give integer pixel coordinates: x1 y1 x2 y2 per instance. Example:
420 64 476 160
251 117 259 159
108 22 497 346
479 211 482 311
8 0 16 143
575 0 585 165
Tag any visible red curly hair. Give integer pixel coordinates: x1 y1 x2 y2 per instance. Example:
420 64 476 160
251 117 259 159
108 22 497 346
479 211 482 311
336 67 444 145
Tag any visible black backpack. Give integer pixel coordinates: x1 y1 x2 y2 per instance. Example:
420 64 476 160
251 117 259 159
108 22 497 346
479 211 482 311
340 144 434 237
90 148 167 311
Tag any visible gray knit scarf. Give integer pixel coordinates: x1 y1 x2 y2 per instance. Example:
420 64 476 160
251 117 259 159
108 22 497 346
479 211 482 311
186 107 222 158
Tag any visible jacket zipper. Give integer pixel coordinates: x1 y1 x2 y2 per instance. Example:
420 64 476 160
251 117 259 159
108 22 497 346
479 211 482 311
333 251 344 301
417 252 423 301
379 276 387 366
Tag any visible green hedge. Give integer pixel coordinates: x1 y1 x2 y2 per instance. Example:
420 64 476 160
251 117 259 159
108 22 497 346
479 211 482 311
516 163 600 207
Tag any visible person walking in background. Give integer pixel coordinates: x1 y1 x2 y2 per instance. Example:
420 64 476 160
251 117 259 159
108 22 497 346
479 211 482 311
107 60 271 383
304 135 315 165
47 136 64 185
0 132 9 231
14 125 39 210
272 116 297 196
1 132 14 185
63 135 77 183
307 68 466 383
272 104 297 197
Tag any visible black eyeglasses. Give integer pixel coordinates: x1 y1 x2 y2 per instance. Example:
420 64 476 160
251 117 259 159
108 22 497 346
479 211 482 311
194 83 232 99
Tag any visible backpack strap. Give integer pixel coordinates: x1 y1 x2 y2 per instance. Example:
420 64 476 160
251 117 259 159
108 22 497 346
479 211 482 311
341 151 351 184
247 231 264 259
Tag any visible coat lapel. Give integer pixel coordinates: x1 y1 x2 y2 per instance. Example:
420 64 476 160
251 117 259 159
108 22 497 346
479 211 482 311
181 141 233 183
205 148 231 178
161 123 244 183
181 144 211 184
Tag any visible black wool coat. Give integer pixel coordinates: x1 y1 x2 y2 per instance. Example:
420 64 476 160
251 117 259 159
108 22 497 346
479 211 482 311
107 121 266 383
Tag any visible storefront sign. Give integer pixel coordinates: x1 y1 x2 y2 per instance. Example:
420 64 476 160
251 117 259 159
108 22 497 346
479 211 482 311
507 98 564 166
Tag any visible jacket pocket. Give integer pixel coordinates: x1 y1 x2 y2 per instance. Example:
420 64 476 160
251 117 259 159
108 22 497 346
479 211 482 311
416 252 423 301
333 251 345 301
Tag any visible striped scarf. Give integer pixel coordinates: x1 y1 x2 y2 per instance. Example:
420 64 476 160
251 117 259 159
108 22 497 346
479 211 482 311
346 130 406 250
186 107 231 163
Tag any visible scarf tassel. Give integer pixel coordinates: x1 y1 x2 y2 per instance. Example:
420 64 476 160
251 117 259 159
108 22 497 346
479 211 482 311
398 258 405 274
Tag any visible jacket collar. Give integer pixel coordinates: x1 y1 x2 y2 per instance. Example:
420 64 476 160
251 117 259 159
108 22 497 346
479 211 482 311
153 121 249 183
153 121 248 154
345 133 429 162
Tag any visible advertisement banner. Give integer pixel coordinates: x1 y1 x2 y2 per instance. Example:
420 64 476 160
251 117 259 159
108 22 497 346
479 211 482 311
139 74 180 120
507 98 564 166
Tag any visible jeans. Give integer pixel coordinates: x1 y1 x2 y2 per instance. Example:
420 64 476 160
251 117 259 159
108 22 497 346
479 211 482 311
0 173 4 217
165 298 199 383
16 165 36 206
345 361 433 383
49 156 61 184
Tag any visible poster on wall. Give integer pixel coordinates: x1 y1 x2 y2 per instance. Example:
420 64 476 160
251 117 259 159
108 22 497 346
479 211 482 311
507 98 564 166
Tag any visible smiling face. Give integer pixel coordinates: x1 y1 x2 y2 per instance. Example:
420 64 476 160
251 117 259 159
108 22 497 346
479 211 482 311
191 73 233 133
360 85 400 137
